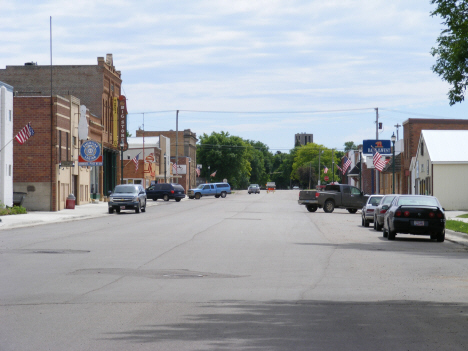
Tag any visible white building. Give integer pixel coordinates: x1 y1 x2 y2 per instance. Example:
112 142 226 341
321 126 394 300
0 81 14 207
412 130 468 210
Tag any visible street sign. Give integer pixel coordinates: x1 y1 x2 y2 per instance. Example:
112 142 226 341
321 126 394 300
324 176 329 181
362 140 391 155
78 140 103 166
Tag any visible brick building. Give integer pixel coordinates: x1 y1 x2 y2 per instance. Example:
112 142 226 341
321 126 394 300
401 119 468 194
13 95 96 211
136 129 198 190
0 54 122 197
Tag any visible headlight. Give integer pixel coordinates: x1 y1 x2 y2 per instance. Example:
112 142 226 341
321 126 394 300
132 196 138 202
109 196 114 201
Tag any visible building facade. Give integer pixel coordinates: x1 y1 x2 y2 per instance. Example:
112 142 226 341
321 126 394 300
295 133 313 146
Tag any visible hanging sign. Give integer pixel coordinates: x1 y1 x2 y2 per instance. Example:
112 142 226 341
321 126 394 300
78 140 103 166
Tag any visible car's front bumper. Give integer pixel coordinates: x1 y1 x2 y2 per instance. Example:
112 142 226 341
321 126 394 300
108 200 139 210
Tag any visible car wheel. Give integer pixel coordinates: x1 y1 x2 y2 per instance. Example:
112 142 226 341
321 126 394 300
175 198 181 202
361 215 365 227
135 202 141 213
373 219 377 230
116 208 121 214
189 196 194 199
153 198 158 201
383 226 388 238
163 194 169 201
347 209 358 214
364 218 369 227
306 205 317 212
195 193 201 199
141 200 146 212
220 192 227 198
376 220 382 231
436 230 445 243
387 221 396 240
108 207 114 214
323 200 335 213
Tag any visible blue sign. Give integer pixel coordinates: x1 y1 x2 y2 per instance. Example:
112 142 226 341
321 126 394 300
362 140 391 155
78 140 103 166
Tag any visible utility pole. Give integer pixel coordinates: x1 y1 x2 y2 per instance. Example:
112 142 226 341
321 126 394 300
318 149 322 186
394 123 401 140
175 110 179 183
375 108 379 194
332 149 334 183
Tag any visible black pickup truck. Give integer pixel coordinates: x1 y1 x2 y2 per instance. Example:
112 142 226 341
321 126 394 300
298 184 368 213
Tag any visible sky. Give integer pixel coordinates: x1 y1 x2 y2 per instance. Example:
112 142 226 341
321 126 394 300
2 0 467 152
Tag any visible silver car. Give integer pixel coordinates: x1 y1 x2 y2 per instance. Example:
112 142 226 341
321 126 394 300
361 195 383 227
248 184 260 194
108 184 147 214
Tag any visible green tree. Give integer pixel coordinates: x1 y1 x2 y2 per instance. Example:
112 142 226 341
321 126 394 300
431 0 468 105
344 141 357 152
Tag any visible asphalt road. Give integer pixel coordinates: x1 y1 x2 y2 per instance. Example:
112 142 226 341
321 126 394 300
1 191 468 350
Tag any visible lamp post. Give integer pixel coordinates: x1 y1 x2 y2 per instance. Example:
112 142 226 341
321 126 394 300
120 141 124 184
188 158 191 190
358 145 363 192
164 153 167 183
391 133 396 194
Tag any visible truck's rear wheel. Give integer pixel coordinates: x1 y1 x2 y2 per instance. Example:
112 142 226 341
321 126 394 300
323 200 335 213
220 192 227 198
306 205 318 212
347 208 357 214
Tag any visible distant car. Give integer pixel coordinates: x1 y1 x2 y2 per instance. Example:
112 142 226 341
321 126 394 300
248 184 260 194
373 194 397 231
382 195 445 242
108 184 147 214
293 186 300 190
361 195 383 227
146 183 186 202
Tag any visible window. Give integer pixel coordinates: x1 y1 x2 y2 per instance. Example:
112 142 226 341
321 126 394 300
421 163 424 173
350 187 361 195
427 160 430 175
9 110 11 121
420 142 424 156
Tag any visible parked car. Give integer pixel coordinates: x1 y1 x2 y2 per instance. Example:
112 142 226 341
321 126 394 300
361 195 383 227
188 183 231 199
108 184 146 214
292 186 300 190
146 183 185 202
248 184 260 194
382 195 445 242
373 194 397 231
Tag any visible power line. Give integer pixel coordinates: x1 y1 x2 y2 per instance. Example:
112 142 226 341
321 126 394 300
380 108 455 119
127 107 375 115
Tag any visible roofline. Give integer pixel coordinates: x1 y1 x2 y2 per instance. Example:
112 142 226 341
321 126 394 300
402 118 468 125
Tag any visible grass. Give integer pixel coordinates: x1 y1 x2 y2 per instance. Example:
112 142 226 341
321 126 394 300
446 220 468 235
456 214 468 219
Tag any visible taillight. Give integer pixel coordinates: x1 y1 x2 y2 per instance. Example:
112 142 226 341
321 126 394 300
315 192 320 198
437 212 443 219
380 209 387 214
404 211 410 217
429 212 435 218
171 190 174 194
395 210 402 217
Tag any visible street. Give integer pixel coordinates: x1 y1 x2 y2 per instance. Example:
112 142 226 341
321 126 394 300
1 190 468 350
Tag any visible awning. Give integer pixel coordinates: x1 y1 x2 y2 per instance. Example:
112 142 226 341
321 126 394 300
347 162 361 177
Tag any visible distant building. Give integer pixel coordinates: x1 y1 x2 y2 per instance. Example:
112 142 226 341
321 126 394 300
295 133 313 146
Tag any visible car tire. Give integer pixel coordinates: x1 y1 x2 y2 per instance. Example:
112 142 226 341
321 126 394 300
163 194 169 202
364 218 369 227
436 230 445 243
373 219 377 230
306 205 317 212
347 209 358 214
220 192 227 198
116 208 121 214
153 198 157 201
215 195 220 198
135 202 141 213
387 221 396 240
195 193 201 199
376 220 382 231
175 198 181 202
361 215 365 227
383 226 388 238
189 196 194 199
141 200 146 212
108 207 114 214
323 200 335 213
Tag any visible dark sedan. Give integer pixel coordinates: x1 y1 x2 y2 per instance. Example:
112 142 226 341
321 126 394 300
146 183 186 202
382 195 445 242
373 194 397 231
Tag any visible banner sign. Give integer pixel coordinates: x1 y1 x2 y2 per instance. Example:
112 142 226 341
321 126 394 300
113 97 118 148
362 139 391 155
78 140 103 166
78 105 88 141
118 95 127 148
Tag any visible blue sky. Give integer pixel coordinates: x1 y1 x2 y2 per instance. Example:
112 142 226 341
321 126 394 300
2 0 467 152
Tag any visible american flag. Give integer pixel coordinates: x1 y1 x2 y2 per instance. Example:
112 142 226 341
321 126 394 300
210 170 217 177
336 164 343 173
196 167 200 177
372 147 387 171
323 165 328 174
342 156 351 174
132 153 140 172
15 123 35 144
172 163 177 172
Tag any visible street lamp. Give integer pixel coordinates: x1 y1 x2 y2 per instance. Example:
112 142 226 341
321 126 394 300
391 133 396 194
358 145 363 192
188 157 191 190
120 141 124 184
164 153 167 183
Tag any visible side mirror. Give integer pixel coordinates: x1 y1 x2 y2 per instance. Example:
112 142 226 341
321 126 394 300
108 190 112 196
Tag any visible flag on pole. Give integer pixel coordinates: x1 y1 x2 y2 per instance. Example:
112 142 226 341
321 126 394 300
196 167 201 177
323 165 328 174
336 164 343 173
132 153 140 172
372 146 387 171
210 170 217 177
342 156 351 175
172 163 177 172
15 123 35 144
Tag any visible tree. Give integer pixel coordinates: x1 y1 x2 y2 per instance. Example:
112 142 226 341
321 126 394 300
431 0 468 105
344 141 357 152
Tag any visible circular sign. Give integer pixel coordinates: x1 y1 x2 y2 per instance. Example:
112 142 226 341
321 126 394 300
80 141 101 162
324 176 329 181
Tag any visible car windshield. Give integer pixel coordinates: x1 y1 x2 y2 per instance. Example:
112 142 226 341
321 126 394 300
196 184 204 189
114 185 138 194
369 196 383 205
397 196 439 207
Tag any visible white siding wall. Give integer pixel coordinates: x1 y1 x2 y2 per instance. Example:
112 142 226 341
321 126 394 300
433 164 468 210
0 83 14 207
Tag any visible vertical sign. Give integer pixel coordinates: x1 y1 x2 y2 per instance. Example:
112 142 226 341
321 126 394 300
112 97 118 147
78 104 88 141
118 95 127 148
